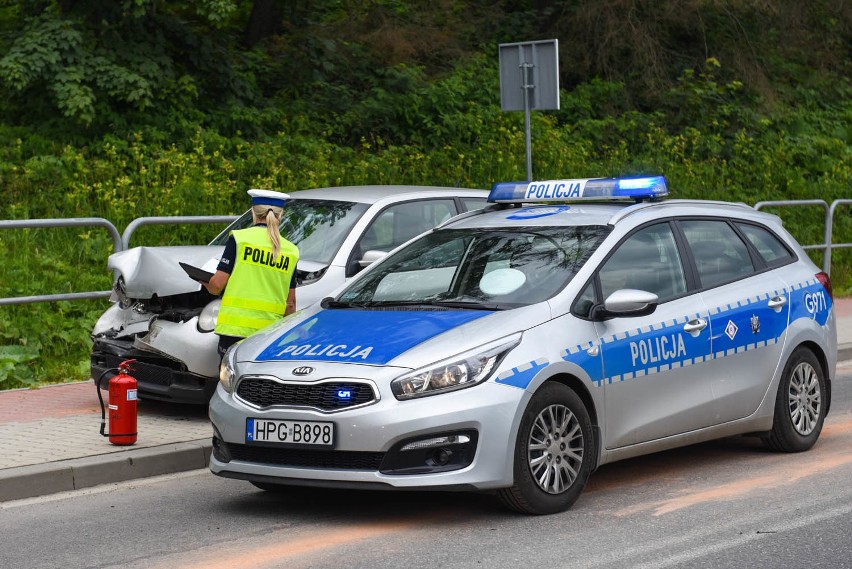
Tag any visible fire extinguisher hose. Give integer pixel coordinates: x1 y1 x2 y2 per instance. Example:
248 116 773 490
95 367 119 438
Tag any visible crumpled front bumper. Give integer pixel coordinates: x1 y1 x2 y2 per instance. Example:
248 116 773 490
91 331 218 405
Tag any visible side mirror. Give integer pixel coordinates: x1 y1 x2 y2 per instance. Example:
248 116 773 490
358 249 388 268
592 288 659 320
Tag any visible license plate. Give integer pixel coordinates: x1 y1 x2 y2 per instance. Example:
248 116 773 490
246 418 334 448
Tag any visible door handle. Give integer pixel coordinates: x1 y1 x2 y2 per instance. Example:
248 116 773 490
768 295 787 311
683 318 707 335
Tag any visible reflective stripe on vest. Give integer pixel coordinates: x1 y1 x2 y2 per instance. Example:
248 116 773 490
215 226 299 338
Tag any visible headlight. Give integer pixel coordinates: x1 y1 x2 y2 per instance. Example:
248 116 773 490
219 342 240 393
197 299 221 332
391 334 521 400
297 267 327 286
114 277 132 309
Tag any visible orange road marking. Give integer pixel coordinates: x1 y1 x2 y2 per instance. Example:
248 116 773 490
610 415 852 516
150 517 423 569
647 452 852 516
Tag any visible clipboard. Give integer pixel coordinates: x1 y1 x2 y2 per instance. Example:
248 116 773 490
179 262 214 284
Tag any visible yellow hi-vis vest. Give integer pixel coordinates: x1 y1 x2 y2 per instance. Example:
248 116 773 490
215 226 299 338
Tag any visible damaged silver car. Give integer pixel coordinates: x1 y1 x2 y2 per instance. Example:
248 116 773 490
91 185 488 404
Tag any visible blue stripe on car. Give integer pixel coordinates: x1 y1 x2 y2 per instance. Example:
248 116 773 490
256 309 493 364
495 358 549 388
562 280 832 386
788 279 832 326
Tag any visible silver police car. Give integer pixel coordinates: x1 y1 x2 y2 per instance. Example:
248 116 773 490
209 176 837 515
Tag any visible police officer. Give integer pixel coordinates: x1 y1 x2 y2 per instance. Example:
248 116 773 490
204 189 299 359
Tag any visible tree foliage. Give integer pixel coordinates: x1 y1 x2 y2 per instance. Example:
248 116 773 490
0 0 848 143
0 0 257 134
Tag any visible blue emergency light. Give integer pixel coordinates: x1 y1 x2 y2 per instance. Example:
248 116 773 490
488 175 668 203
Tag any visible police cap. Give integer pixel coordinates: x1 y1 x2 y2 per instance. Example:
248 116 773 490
248 188 290 208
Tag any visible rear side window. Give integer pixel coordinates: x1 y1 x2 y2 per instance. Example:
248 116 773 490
736 222 794 266
360 199 457 252
681 220 754 289
461 197 488 211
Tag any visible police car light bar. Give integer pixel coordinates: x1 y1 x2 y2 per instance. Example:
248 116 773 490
487 176 668 203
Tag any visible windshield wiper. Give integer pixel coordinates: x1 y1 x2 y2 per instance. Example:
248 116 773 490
360 299 505 311
320 297 369 309
432 300 506 310
322 297 506 311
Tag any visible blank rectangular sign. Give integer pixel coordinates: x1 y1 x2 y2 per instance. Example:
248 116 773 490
499 39 560 112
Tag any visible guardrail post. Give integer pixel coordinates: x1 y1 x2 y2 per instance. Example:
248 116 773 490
828 199 852 275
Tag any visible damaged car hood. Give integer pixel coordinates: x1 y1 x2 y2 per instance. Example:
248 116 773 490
109 246 222 298
109 246 330 301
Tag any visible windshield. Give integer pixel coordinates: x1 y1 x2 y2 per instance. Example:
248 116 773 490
210 199 369 265
335 226 610 309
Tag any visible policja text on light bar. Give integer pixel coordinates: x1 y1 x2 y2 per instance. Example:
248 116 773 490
488 175 668 203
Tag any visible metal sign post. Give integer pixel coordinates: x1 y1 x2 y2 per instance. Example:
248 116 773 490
499 39 560 181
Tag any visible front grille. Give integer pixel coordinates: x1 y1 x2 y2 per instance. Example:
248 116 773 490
236 377 376 411
226 441 384 470
102 354 179 386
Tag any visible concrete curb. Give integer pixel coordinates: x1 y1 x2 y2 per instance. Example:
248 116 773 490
0 439 211 502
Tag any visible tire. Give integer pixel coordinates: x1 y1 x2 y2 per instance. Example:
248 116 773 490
498 382 595 515
763 348 826 452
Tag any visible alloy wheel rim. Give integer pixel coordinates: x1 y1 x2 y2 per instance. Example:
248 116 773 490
527 403 584 494
788 362 821 436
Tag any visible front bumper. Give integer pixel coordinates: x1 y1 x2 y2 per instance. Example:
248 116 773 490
209 380 529 491
91 336 217 404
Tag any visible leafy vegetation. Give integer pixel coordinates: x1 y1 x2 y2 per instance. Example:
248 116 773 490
0 1 850 389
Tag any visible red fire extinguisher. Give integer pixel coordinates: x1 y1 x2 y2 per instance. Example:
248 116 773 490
96 359 138 445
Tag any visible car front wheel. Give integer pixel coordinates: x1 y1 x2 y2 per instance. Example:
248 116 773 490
764 348 826 452
498 382 595 515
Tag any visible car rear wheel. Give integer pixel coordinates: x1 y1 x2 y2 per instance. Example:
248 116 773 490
498 382 595 515
764 348 826 452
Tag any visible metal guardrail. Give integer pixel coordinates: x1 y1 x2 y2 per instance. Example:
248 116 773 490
0 204 848 306
754 199 852 274
0 215 236 306
121 215 238 249
0 218 122 305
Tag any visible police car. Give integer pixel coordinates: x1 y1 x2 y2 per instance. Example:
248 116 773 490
208 176 837 515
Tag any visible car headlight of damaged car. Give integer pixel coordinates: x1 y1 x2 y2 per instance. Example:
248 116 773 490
112 276 133 309
297 266 327 286
197 299 222 332
391 334 521 400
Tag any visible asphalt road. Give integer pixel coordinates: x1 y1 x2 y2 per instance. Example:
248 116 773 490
2 360 851 569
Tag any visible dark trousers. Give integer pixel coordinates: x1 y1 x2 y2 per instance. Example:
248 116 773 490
217 334 243 360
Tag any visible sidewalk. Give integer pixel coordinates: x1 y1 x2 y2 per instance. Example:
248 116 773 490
0 383 211 501
2 298 851 503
